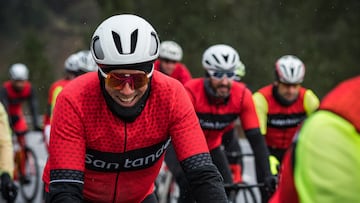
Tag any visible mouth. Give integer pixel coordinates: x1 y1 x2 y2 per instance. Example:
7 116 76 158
116 95 137 106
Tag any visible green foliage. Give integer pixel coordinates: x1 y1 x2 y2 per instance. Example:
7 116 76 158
16 32 54 114
93 0 360 98
1 0 359 114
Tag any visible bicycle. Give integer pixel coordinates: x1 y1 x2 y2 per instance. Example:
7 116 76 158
13 138 40 202
224 150 263 203
224 182 263 203
154 162 179 203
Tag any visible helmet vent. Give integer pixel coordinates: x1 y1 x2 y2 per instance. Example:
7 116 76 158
222 54 229 62
112 31 123 54
92 37 104 60
149 32 159 56
130 29 138 54
212 54 220 64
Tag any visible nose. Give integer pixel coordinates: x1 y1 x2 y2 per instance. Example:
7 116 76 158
220 77 231 85
118 82 135 95
288 85 298 94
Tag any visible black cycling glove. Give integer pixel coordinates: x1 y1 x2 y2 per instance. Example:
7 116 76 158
264 175 277 196
1 173 18 202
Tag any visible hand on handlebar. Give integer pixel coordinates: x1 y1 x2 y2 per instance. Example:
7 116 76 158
1 173 18 202
264 175 277 196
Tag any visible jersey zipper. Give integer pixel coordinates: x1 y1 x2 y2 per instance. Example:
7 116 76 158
112 122 128 203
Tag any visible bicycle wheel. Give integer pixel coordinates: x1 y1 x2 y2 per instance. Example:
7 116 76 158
237 185 257 203
19 147 40 202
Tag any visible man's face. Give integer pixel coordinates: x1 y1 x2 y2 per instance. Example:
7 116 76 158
159 58 177 75
276 82 301 102
209 76 233 98
11 80 26 92
104 69 149 107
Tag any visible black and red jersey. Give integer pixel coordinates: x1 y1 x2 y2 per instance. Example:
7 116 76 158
0 81 39 133
154 59 192 85
257 85 307 149
184 78 260 150
43 71 210 203
2 81 32 116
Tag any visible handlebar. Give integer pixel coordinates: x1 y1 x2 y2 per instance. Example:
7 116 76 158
225 151 254 158
224 182 264 192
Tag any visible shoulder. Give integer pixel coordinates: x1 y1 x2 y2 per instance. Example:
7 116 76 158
184 78 203 88
59 72 100 100
303 88 319 105
151 70 186 95
175 62 190 71
3 81 11 87
154 59 161 71
232 81 247 90
257 84 273 95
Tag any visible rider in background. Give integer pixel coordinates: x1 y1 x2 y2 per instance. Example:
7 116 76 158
253 55 319 169
0 63 42 183
43 50 97 148
154 40 192 84
184 44 276 202
270 76 360 203
0 102 17 202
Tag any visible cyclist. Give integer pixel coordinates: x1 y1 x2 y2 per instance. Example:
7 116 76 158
154 40 192 84
43 14 227 203
0 102 17 202
0 63 42 183
184 44 276 202
270 76 360 203
43 50 97 147
253 55 319 166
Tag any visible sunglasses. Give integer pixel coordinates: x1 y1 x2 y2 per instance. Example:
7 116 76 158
208 71 236 80
99 68 153 90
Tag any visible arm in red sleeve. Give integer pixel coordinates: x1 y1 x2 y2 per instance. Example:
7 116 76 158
48 92 86 202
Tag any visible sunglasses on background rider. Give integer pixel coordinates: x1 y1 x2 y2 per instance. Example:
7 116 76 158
207 70 236 80
99 68 153 90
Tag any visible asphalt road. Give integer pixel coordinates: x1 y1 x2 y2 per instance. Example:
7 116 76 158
11 132 259 203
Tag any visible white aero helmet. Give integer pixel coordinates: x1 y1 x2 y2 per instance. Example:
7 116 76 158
76 50 98 72
275 55 305 84
64 53 80 72
159 41 183 61
202 44 240 73
90 14 160 73
9 63 29 80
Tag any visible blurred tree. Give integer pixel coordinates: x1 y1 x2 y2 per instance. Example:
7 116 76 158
17 32 54 114
0 0 359 109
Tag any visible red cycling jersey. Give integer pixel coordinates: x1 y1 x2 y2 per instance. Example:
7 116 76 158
257 85 307 149
43 71 209 203
154 59 192 85
1 81 33 133
43 79 71 126
184 78 260 150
